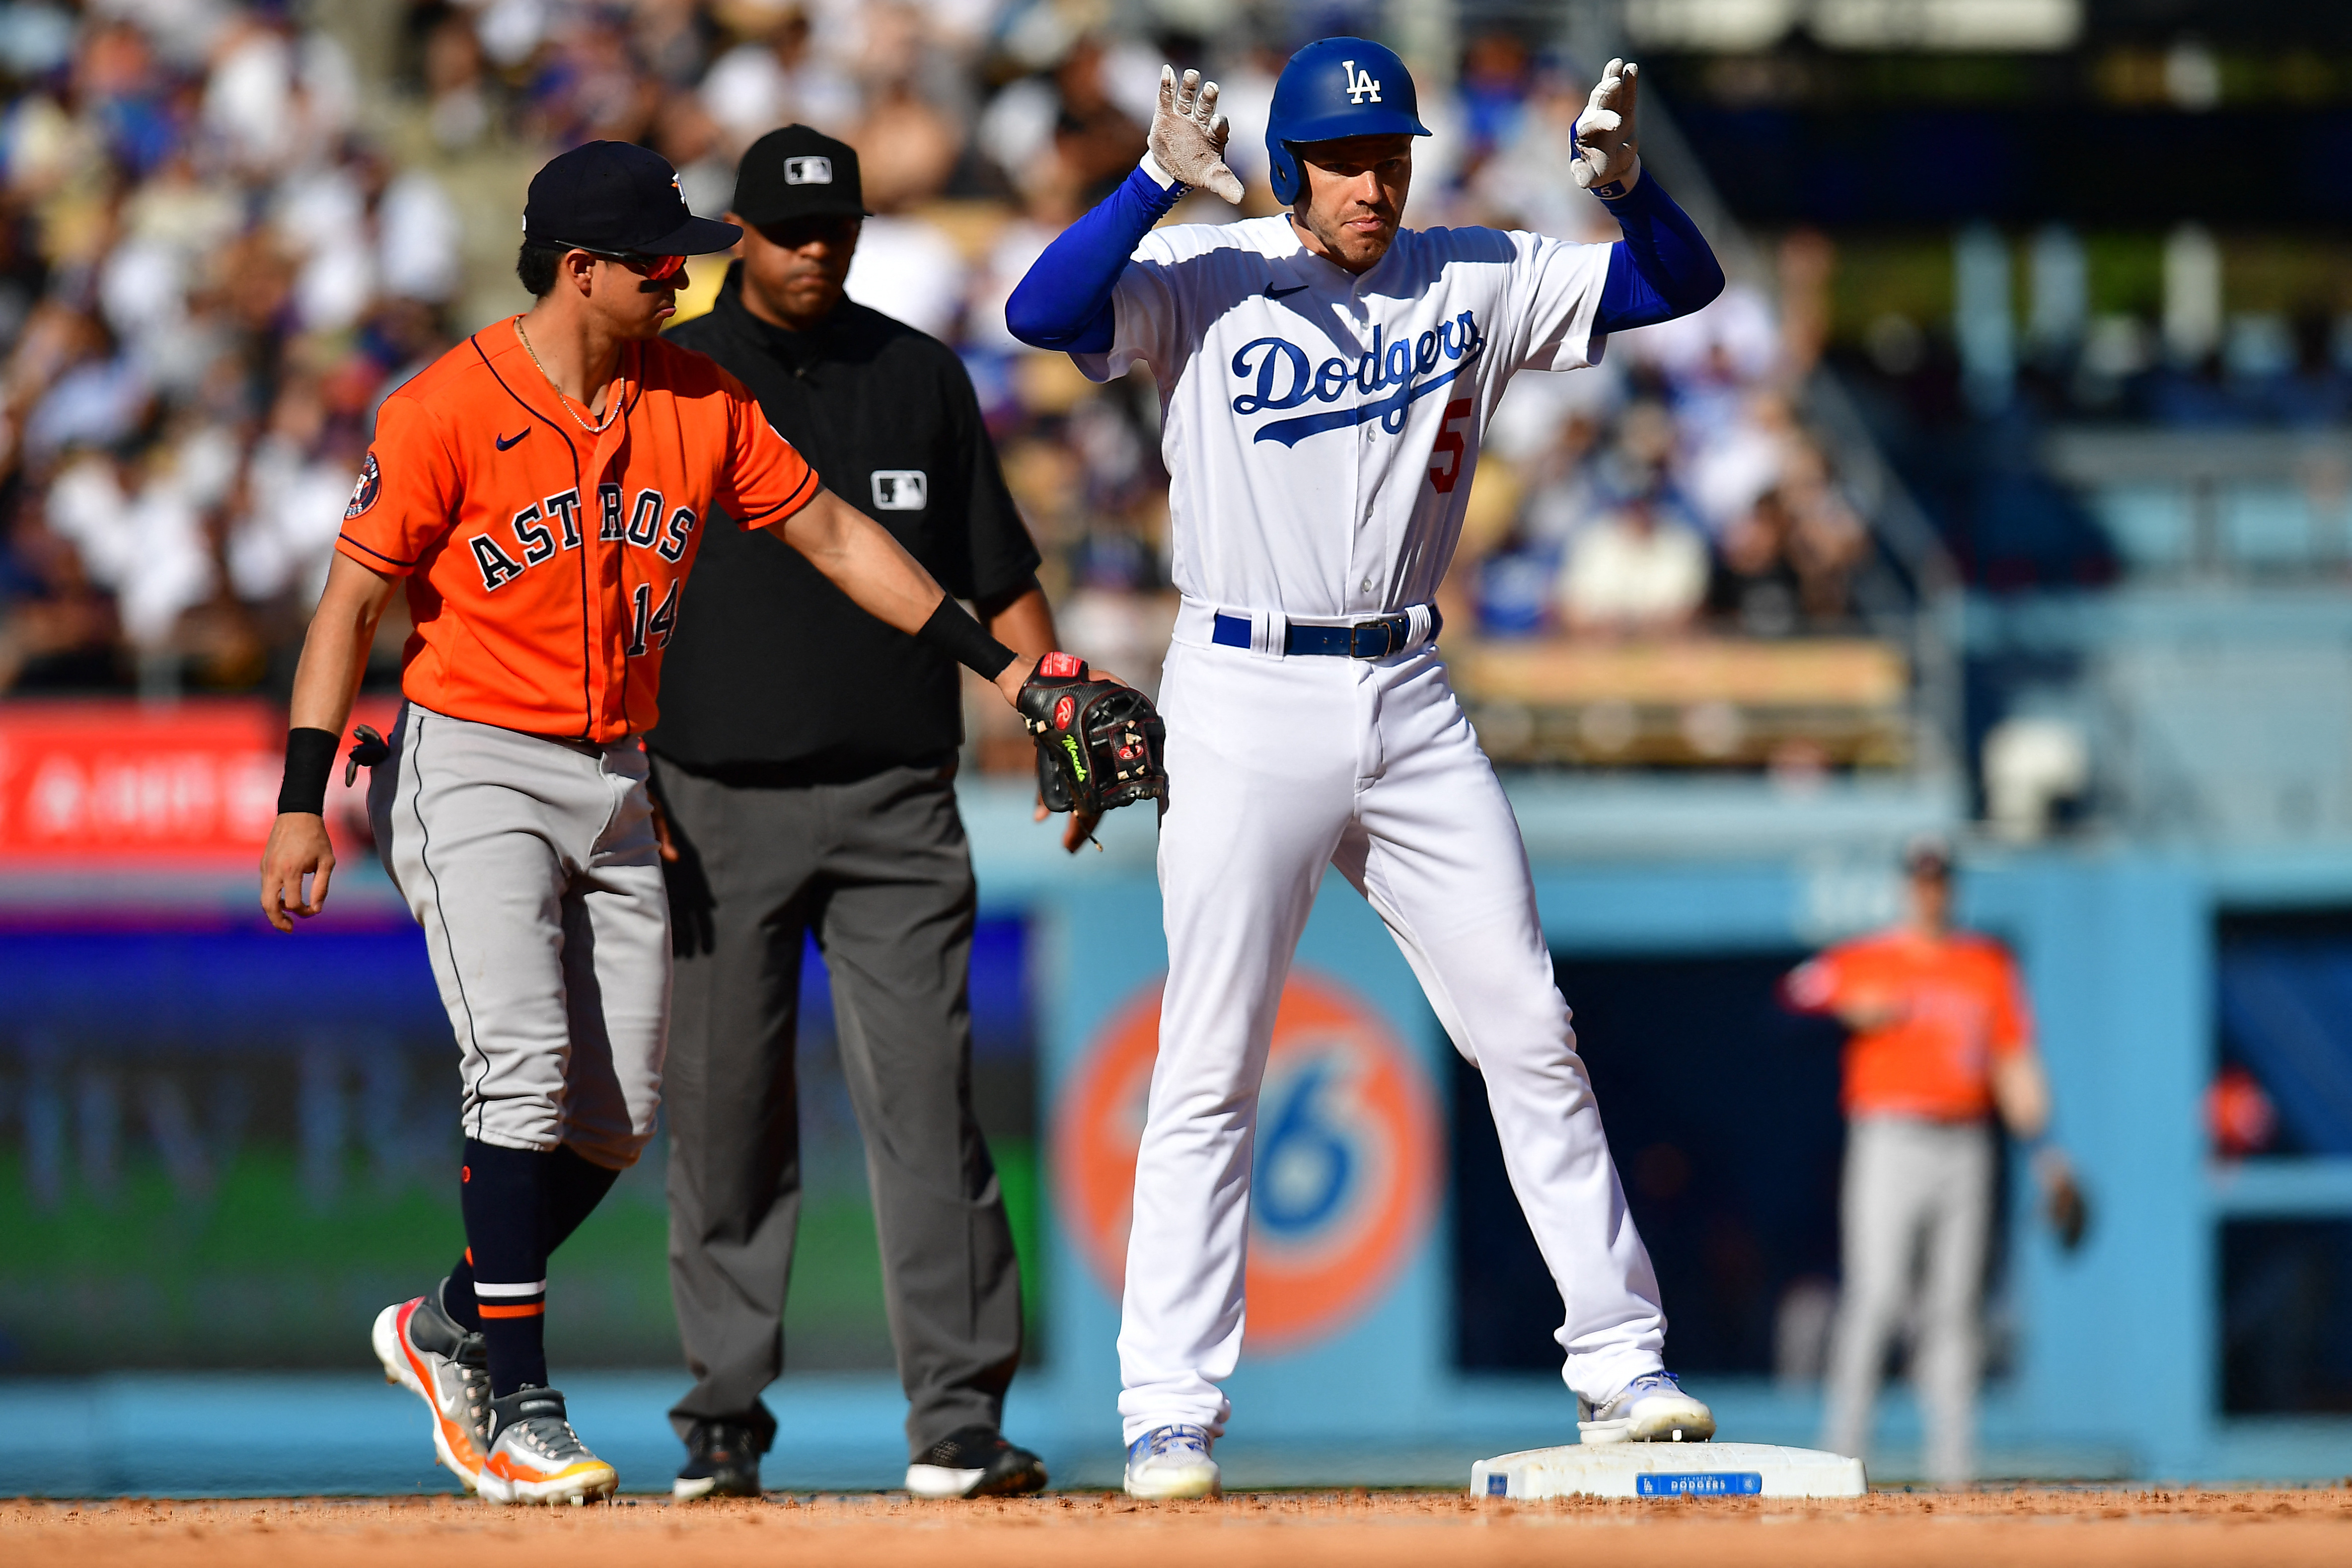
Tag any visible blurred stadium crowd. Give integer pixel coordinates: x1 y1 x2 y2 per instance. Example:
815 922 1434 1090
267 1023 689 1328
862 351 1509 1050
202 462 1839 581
0 0 1885 762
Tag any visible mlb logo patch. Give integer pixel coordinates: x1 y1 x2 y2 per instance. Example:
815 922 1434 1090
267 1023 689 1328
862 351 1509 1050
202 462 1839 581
784 155 833 185
871 470 926 510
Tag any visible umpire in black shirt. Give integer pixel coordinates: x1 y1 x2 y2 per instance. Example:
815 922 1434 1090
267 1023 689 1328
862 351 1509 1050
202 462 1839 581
653 126 1065 1501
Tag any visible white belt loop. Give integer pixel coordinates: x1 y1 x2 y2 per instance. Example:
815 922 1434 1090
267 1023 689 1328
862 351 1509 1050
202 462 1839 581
1173 597 1214 647
1405 603 1433 648
1250 608 1289 659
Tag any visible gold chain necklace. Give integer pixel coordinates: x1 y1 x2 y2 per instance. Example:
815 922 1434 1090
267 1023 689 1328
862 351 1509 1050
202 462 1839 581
514 317 621 436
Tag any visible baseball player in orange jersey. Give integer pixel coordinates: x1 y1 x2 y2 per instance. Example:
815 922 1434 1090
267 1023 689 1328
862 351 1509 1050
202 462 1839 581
1782 838 2082 1482
255 142 1040 1503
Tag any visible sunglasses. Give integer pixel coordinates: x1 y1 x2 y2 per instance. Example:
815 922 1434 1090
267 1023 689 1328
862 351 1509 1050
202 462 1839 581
567 246 688 282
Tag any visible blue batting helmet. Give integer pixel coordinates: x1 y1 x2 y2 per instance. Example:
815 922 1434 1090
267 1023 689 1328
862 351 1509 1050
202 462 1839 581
1264 37 1431 206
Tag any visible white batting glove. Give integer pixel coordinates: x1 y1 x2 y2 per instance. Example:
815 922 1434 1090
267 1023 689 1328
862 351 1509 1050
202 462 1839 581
1146 65 1244 205
1571 58 1642 196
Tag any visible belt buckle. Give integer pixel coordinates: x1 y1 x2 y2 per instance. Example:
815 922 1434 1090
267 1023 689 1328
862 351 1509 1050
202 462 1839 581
1349 617 1395 660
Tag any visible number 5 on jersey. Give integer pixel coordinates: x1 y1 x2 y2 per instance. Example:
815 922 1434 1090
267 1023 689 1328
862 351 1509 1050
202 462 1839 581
625 580 679 657
1429 398 1472 494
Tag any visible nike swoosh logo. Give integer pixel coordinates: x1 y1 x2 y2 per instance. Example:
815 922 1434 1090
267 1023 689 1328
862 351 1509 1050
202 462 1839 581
496 430 530 450
1263 283 1310 299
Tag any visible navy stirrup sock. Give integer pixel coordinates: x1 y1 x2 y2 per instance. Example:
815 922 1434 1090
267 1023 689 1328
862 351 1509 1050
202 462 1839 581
441 1142 622 1379
544 1141 622 1248
458 1139 552 1397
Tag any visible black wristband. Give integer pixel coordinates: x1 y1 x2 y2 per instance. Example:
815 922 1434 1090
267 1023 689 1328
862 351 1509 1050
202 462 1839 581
278 727 339 816
917 595 1019 681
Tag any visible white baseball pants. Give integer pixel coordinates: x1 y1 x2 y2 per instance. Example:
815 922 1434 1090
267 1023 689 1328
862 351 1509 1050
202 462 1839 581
1117 634 1666 1444
368 701 670 1171
1820 1115 1992 1483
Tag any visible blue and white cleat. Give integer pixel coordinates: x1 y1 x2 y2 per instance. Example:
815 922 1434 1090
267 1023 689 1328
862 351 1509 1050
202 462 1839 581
1123 1424 1220 1499
1577 1371 1716 1445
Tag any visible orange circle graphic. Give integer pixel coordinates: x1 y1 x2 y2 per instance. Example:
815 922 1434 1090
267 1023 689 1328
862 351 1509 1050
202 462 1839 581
1053 969 1442 1352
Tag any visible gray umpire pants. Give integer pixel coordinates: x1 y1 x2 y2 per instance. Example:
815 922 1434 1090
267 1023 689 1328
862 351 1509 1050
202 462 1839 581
1820 1115 1993 1484
650 755 1024 1459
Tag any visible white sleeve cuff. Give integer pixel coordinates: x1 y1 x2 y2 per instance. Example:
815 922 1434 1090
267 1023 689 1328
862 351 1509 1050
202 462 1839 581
1140 150 1183 193
1591 158 1644 201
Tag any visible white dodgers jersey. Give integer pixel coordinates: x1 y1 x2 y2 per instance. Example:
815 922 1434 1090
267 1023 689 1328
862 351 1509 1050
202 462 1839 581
1076 214 1610 620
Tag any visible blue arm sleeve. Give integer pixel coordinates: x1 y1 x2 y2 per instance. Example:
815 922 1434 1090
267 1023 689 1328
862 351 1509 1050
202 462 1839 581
1592 170 1726 337
1004 163 1185 355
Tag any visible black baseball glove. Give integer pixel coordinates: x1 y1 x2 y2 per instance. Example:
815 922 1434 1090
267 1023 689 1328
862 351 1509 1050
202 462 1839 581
1018 653 1168 819
2045 1167 2090 1253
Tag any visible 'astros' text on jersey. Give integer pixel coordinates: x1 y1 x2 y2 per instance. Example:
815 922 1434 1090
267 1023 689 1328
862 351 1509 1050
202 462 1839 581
338 322 819 743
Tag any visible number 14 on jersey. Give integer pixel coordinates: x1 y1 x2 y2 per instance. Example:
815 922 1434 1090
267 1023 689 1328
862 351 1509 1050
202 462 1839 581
625 580 679 657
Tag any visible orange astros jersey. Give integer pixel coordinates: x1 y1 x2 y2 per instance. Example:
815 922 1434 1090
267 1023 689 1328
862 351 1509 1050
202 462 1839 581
336 320 819 743
1784 928 2033 1122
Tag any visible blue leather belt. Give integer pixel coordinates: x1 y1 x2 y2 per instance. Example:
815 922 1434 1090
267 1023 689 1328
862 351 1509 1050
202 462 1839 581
1210 605 1442 659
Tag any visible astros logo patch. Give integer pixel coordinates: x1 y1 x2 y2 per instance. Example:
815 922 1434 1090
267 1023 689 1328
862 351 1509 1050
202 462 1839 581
344 452 381 519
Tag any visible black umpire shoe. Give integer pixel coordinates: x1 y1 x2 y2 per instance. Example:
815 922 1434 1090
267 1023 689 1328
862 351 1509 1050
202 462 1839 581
904 1425 1049 1498
673 1419 762 1500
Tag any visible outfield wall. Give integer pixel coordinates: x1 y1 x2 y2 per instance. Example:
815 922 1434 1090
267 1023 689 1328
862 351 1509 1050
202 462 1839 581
1 698 2350 1479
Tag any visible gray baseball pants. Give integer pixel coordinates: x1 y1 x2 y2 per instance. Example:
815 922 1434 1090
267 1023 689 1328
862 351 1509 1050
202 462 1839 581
650 756 1023 1458
368 701 669 1170
1820 1114 1993 1483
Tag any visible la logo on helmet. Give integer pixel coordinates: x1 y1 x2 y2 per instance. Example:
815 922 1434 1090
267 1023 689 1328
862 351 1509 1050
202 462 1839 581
1342 59 1382 103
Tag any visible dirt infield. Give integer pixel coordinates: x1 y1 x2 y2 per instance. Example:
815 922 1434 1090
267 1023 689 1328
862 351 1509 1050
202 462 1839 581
9 1488 2352 1568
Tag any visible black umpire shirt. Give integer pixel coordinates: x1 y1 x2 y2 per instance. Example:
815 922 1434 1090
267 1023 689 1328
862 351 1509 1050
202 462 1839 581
652 263 1040 778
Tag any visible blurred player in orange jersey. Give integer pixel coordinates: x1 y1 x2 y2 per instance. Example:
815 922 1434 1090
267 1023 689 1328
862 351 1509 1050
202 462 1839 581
1782 837 2083 1484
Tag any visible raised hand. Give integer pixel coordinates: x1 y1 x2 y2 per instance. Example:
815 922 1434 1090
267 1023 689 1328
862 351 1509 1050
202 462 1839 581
1149 66 1245 205
1572 58 1642 192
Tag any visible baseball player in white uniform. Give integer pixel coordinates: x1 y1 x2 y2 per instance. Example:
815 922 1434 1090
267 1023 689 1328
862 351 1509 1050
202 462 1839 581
1008 41 1732 1497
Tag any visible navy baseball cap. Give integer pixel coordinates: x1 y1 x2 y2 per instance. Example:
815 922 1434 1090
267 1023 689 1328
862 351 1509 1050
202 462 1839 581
732 126 872 225
1904 834 1955 879
523 141 740 256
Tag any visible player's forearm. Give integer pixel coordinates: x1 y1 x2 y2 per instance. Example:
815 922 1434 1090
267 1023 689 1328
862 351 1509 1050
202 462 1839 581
772 490 1024 696
772 488 956 635
1991 1051 2053 1141
271 555 394 837
1591 172 1724 335
1004 161 1181 352
983 580 1057 663
287 556 396 741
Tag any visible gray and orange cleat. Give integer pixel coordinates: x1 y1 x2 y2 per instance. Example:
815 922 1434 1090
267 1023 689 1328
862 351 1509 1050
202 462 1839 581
372 1283 491 1493
478 1386 618 1506
1578 1370 1716 1445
